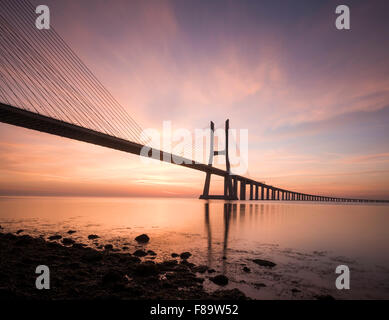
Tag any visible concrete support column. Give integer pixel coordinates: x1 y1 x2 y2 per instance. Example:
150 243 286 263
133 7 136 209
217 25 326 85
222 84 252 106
249 184 253 200
232 176 238 199
255 185 259 200
266 188 270 200
240 181 246 200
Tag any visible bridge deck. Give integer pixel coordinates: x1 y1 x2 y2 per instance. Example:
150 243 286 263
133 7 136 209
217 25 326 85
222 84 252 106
1 103 387 203
0 102 226 175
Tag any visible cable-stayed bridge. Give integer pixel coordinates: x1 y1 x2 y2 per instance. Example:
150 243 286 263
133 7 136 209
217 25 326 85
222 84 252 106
0 0 386 203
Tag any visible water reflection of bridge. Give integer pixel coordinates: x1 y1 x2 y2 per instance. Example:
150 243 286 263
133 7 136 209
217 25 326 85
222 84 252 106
203 202 299 273
204 202 249 273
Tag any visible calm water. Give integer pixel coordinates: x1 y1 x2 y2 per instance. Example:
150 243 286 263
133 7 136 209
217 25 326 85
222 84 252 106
0 196 388 299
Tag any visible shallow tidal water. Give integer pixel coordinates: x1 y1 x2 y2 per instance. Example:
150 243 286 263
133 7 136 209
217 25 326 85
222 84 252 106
0 196 388 299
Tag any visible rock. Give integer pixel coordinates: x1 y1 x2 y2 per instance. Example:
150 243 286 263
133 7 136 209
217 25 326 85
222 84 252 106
104 244 113 250
252 259 276 268
192 265 208 273
122 246 129 250
88 234 99 240
292 288 301 293
67 262 80 268
208 268 216 273
128 256 141 263
72 243 86 249
133 249 147 257
67 230 76 234
243 266 251 273
147 250 157 256
181 260 195 268
82 251 103 263
16 229 24 234
159 260 178 269
180 252 192 260
48 235 62 241
62 238 75 246
211 288 246 300
171 253 179 258
315 294 335 300
15 235 33 246
134 263 159 277
134 234 150 243
210 275 229 286
254 283 267 288
102 270 122 284
222 256 227 260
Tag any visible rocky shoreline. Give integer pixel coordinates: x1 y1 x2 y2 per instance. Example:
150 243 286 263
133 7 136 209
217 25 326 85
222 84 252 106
0 231 247 300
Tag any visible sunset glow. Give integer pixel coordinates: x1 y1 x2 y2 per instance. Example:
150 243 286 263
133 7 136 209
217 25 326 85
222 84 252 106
0 0 388 199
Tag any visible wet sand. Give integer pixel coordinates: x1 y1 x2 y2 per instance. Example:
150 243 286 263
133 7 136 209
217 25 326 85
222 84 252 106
0 232 246 300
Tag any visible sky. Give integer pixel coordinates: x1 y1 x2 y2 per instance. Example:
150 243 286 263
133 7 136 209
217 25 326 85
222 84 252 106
0 0 389 199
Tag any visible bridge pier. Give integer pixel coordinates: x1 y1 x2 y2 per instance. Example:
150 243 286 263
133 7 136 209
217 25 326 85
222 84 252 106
250 184 254 200
233 176 238 199
200 119 237 200
255 185 259 200
266 188 270 200
240 181 246 200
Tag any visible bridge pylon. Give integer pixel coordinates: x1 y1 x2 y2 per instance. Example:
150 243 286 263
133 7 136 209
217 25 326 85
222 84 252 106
199 119 238 200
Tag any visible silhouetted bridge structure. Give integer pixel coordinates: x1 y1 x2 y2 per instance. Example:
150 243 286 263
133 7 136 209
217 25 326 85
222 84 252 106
0 0 387 203
1 103 386 203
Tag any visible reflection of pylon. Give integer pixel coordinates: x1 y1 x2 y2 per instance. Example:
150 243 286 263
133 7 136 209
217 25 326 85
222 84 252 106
199 119 238 200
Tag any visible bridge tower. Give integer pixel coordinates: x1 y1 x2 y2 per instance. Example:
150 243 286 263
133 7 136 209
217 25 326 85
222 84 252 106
199 119 237 200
